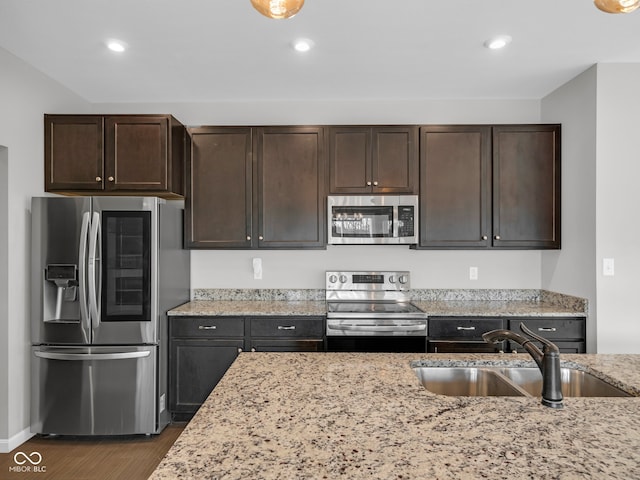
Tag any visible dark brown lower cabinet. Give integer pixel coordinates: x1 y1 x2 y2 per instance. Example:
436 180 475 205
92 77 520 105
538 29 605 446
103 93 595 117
427 317 506 353
170 317 244 421
249 316 325 352
170 316 326 419
507 318 586 353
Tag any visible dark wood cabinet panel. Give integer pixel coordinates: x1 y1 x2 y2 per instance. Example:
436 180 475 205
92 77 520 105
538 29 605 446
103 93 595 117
169 316 245 419
186 127 252 248
45 114 185 198
249 316 325 352
507 317 586 353
493 125 561 249
419 125 491 247
418 124 560 249
170 339 243 417
256 126 326 248
329 126 418 194
45 115 104 191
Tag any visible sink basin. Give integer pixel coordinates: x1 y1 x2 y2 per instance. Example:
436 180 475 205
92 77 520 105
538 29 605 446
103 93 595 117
413 367 528 397
496 367 631 397
413 366 631 398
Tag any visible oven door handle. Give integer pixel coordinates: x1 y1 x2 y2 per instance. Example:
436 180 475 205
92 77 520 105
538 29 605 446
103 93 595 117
327 324 426 332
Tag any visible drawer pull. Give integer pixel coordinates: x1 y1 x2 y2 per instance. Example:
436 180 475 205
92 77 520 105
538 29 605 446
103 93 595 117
456 326 476 331
538 327 557 332
198 325 217 330
277 325 296 330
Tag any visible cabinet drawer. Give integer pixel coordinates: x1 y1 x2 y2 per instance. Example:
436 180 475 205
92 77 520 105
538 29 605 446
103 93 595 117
250 317 324 338
428 317 505 340
508 318 585 341
171 317 244 338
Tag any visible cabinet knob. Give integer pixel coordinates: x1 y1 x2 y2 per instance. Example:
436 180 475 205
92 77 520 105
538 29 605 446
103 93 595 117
482 235 488 240
373 181 378 186
238 348 243 353
494 235 501 240
95 176 102 182
246 236 251 241
258 235 264 240
251 348 256 352
108 176 115 182
366 181 372 186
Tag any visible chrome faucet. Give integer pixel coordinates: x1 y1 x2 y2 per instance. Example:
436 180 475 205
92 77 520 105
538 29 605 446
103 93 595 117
482 323 564 409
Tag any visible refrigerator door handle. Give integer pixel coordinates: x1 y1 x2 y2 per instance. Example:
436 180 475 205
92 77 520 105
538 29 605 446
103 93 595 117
34 351 151 361
78 211 91 341
88 212 101 325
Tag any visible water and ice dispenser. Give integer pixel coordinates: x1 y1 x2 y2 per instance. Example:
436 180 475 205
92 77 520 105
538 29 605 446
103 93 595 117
44 264 79 322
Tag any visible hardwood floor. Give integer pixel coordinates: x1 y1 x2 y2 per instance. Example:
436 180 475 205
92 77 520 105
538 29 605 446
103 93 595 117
0 423 185 480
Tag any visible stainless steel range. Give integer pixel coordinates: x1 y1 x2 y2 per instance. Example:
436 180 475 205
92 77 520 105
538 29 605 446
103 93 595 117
325 271 427 352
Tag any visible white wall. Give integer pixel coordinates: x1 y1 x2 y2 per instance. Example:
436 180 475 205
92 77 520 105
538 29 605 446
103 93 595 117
93 99 545 290
595 64 640 353
0 46 90 452
541 66 598 352
0 146 8 440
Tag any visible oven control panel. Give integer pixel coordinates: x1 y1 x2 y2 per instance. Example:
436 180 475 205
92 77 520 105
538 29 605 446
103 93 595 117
326 271 411 291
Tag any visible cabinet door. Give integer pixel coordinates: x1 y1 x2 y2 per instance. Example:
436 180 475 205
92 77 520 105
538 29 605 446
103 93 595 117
256 127 326 248
492 125 561 248
104 116 169 192
44 115 104 191
372 126 418 194
419 126 491 247
328 127 371 193
170 338 243 415
186 127 253 248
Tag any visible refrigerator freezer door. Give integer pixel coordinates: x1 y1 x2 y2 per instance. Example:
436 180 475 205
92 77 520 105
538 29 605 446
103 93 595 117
31 345 158 435
31 197 92 345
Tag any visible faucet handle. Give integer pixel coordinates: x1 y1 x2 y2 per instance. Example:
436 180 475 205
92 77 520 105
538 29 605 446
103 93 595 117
520 323 559 353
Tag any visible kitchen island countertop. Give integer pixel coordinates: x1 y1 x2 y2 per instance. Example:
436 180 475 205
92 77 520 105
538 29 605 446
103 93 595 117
150 352 640 479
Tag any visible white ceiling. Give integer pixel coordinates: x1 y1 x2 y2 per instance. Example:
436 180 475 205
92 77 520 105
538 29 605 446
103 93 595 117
1 0 639 103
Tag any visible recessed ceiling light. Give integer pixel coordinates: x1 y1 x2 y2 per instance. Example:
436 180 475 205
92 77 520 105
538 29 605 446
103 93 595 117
106 40 127 53
484 35 512 50
293 38 314 52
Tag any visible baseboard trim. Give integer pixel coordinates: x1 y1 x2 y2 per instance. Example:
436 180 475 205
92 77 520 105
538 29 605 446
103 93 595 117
0 427 34 453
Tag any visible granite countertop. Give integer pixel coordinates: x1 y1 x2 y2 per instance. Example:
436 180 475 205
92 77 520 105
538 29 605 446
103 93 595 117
168 300 327 317
151 352 640 479
412 299 587 317
168 299 585 318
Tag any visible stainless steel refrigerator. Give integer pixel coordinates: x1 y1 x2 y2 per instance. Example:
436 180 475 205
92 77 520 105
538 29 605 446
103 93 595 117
30 196 190 436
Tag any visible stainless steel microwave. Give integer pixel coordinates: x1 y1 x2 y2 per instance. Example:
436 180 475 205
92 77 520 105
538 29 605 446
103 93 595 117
327 195 419 245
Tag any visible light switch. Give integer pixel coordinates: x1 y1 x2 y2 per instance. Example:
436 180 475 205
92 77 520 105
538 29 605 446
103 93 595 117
253 257 263 280
603 258 615 276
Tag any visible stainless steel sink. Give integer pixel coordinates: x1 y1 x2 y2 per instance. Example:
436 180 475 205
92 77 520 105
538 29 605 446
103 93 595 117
413 366 631 398
413 367 528 397
496 367 631 397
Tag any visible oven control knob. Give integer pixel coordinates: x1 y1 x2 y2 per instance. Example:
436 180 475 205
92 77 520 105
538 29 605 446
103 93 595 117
398 275 409 284
388 275 396 284
339 274 348 283
328 274 338 284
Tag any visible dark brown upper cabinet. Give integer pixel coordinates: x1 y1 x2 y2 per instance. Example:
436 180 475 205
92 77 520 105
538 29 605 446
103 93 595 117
186 127 253 248
45 114 185 198
186 126 326 249
419 125 492 248
418 124 561 249
329 126 418 194
492 125 561 249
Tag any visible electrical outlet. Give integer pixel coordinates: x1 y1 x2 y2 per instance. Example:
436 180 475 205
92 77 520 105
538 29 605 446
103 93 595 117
469 267 478 280
603 258 615 276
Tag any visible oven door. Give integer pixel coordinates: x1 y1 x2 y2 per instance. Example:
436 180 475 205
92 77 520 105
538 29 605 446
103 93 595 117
326 318 427 352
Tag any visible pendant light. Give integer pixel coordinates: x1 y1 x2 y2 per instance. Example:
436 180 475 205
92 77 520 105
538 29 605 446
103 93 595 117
594 0 640 13
251 0 304 19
